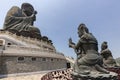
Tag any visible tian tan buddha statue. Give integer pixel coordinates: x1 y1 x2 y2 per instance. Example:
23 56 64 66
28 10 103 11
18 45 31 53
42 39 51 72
3 3 41 38
69 23 117 80
100 41 118 67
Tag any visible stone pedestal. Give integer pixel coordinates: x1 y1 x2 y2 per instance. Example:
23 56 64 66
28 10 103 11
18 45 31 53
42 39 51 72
71 72 118 80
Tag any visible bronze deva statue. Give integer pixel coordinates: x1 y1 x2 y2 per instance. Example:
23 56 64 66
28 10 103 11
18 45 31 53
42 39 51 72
101 41 118 67
3 3 41 38
69 23 117 80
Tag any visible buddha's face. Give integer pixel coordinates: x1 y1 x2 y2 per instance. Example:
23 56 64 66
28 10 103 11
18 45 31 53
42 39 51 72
22 8 33 16
21 3 34 16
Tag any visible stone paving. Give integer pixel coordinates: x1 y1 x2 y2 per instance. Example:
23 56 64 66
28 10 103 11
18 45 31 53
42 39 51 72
0 73 45 80
0 71 48 80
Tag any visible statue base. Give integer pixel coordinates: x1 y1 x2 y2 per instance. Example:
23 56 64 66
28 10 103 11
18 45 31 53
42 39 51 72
71 71 118 80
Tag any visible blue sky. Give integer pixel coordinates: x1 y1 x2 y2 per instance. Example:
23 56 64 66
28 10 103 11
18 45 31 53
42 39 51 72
0 0 120 58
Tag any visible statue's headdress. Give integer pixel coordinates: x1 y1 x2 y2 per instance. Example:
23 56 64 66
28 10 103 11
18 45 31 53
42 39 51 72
101 41 108 50
78 23 89 35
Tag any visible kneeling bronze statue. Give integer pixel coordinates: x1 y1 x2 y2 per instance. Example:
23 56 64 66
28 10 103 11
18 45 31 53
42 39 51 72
101 41 118 67
69 23 117 80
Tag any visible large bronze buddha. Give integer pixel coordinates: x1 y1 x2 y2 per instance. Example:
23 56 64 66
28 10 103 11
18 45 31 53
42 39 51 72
3 3 41 38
